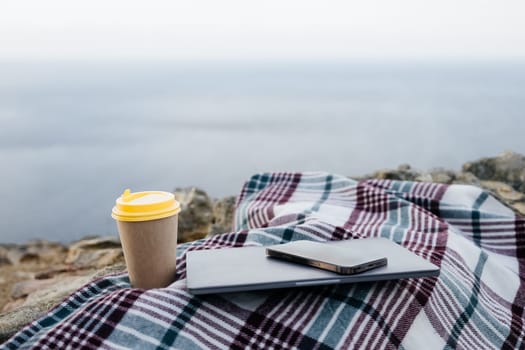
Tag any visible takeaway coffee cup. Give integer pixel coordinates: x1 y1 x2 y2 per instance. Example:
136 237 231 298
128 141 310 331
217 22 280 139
112 189 181 289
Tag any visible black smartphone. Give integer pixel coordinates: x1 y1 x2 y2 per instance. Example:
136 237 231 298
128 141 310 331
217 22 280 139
266 240 387 275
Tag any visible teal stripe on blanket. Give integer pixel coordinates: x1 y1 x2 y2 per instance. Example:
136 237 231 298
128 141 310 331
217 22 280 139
157 298 203 349
472 191 489 246
445 252 489 349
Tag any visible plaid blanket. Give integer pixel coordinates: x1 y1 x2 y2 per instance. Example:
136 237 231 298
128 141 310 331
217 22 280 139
2 172 524 349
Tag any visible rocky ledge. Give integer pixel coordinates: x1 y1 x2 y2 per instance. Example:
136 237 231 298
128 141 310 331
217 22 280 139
1 151 524 342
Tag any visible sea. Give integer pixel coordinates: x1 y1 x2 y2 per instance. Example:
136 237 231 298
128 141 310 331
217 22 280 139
0 60 524 244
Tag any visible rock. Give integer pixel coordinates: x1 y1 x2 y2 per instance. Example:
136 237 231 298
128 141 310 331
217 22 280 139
0 246 9 266
65 236 123 269
463 151 525 193
1 303 45 343
414 173 433 183
453 172 482 187
0 236 128 342
373 164 421 181
174 187 214 242
5 249 39 265
22 275 94 306
478 180 525 215
480 181 525 202
10 279 58 300
0 259 128 343
513 202 525 216
210 196 236 236
1 299 24 313
91 263 127 279
35 267 76 280
358 164 451 184
428 168 457 184
14 271 35 280
2 241 66 266
0 273 98 343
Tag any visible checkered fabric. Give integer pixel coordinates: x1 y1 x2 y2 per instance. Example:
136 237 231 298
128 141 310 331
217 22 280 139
2 172 524 349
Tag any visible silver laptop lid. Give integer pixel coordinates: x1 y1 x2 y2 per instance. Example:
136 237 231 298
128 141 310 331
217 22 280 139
186 238 439 295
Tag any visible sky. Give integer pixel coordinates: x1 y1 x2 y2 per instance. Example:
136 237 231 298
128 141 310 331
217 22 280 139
1 0 524 62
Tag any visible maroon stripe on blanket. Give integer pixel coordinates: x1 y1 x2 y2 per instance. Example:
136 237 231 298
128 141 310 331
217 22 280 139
343 181 388 233
407 203 449 267
230 288 332 350
502 217 525 349
402 182 448 220
332 284 404 349
341 179 448 348
404 181 449 267
347 282 391 348
244 173 300 229
276 173 302 204
425 245 519 348
266 172 302 225
282 290 328 347
137 295 234 348
34 288 143 349
351 278 437 349
258 290 314 348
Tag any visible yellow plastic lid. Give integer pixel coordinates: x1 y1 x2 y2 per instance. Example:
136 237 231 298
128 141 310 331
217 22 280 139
111 189 181 222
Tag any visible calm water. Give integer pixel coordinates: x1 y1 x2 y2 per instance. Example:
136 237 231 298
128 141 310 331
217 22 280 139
0 61 524 243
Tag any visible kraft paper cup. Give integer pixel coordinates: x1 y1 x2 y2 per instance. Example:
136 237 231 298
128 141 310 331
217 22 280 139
112 189 181 289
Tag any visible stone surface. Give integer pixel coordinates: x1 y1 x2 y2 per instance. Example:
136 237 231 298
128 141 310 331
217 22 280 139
1 299 24 314
452 171 482 187
10 279 58 300
34 267 75 280
174 187 214 243
0 247 9 266
428 168 457 184
0 236 129 343
65 236 123 269
367 164 421 181
1 241 66 266
91 263 127 280
463 151 525 193
0 259 128 343
22 275 94 307
0 273 100 343
209 196 237 236
513 202 525 216
480 181 525 202
478 180 525 214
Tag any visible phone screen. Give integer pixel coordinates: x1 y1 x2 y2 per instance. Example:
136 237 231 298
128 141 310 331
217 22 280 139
266 240 387 275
